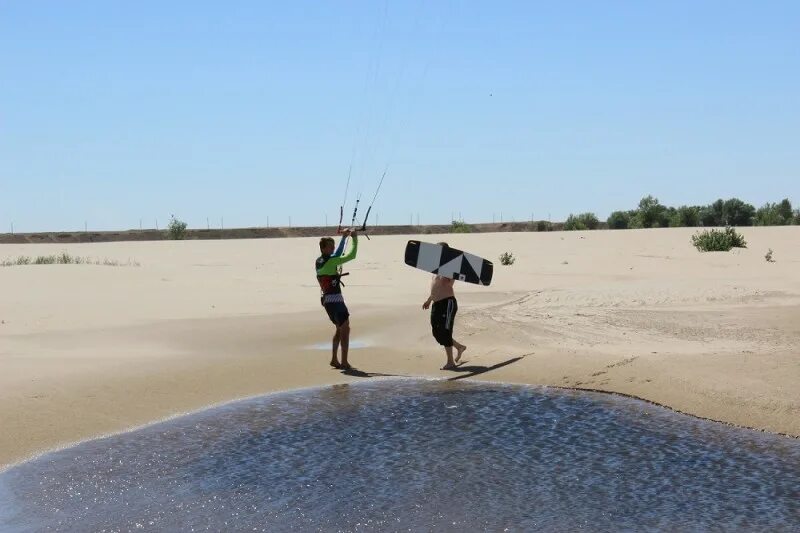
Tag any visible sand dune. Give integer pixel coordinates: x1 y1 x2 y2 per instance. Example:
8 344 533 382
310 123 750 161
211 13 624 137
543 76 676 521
1 227 799 467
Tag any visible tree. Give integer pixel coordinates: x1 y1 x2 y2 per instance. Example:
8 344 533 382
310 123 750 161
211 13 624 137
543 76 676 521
668 205 700 227
578 212 600 230
756 202 792 226
665 207 678 227
637 195 669 228
563 214 586 231
701 198 726 226
777 198 793 221
722 198 756 226
607 211 630 229
699 206 717 227
167 215 188 240
628 211 644 229
564 212 599 231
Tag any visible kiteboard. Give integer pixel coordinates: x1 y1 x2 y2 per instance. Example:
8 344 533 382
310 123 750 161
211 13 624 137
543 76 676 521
404 240 493 286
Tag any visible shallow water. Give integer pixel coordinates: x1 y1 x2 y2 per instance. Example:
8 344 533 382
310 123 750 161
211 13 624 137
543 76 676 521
1 380 799 532
307 339 369 350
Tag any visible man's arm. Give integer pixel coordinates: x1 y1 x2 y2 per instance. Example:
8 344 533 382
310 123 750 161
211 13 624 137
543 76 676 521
325 234 358 268
423 275 436 309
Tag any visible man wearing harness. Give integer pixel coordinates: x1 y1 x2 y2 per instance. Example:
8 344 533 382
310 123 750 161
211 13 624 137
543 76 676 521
316 228 358 370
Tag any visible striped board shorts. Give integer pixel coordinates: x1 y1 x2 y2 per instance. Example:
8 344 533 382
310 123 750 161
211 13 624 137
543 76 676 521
430 296 458 347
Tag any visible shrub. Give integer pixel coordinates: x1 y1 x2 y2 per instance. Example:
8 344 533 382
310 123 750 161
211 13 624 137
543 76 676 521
499 252 515 266
450 220 473 233
1 254 138 267
167 216 188 240
563 214 586 231
794 210 800 225
692 227 747 252
564 212 598 231
536 220 552 232
607 211 630 229
34 254 57 264
765 249 775 263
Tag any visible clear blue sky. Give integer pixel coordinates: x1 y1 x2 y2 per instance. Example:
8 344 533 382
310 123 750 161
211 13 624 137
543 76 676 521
1 1 798 232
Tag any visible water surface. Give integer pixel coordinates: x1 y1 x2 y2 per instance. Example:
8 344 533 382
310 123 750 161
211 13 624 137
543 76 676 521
1 380 798 531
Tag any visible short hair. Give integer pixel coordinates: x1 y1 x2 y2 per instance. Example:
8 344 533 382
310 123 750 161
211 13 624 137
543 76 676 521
319 237 335 252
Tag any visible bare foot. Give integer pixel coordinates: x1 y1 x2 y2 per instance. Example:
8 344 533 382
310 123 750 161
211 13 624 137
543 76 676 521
441 363 457 370
340 363 353 371
330 360 341 369
455 345 467 363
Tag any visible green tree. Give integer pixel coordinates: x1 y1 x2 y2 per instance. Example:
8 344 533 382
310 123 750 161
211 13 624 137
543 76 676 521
755 203 791 226
628 211 644 229
670 205 701 227
777 198 793 221
451 220 473 233
564 214 586 231
167 215 188 240
578 212 599 230
722 198 756 226
607 211 630 229
637 195 669 228
700 198 726 226
699 206 716 227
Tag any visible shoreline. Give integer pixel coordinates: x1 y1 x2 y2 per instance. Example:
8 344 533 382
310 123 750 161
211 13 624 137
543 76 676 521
2 228 799 468
4 374 798 475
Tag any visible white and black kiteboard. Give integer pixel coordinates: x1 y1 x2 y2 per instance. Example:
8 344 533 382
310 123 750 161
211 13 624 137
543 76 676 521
404 240 493 286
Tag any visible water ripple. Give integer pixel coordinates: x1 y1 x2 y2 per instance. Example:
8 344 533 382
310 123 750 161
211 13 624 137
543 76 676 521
1 380 798 532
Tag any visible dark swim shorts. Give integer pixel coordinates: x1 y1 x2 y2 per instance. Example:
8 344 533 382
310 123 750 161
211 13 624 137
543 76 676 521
324 300 350 326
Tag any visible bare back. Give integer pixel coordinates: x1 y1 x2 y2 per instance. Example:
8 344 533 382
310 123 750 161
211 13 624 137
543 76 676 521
430 275 455 302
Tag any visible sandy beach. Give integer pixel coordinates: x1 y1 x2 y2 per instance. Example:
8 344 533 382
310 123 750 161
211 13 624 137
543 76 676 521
1 226 799 468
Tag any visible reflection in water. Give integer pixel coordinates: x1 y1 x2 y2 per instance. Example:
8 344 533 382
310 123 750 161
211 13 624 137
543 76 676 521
1 380 799 532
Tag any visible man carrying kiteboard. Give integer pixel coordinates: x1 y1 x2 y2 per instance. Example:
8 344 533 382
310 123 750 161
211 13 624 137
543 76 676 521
422 243 467 370
316 228 358 370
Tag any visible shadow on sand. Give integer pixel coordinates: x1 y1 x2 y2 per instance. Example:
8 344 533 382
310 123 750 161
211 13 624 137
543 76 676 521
340 368 411 378
339 354 529 380
445 355 528 381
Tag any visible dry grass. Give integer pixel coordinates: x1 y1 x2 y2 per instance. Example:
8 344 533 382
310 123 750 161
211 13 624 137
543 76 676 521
1 253 140 267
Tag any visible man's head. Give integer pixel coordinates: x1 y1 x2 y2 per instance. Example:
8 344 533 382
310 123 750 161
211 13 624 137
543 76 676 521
437 241 449 248
319 237 336 255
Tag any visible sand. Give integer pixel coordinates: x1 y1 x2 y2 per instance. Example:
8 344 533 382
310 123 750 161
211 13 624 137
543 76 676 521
1 227 799 468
